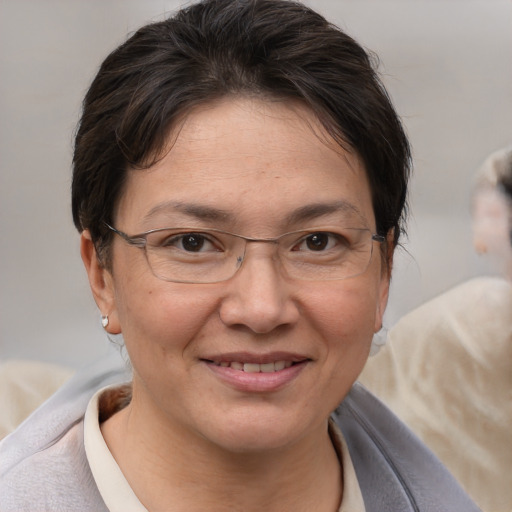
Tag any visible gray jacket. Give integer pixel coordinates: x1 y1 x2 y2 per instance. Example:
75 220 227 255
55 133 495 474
0 351 480 511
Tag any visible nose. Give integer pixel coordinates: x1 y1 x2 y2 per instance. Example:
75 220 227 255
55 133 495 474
219 246 300 334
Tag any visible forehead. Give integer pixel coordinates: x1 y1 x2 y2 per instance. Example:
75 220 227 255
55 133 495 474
116 97 375 233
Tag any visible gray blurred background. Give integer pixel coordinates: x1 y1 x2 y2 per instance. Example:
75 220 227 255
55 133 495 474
1 0 511 368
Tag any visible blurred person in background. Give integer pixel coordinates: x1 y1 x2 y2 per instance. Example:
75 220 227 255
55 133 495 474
360 146 512 512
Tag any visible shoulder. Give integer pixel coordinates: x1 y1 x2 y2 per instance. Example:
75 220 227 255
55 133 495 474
0 351 129 511
332 383 481 512
0 420 107 511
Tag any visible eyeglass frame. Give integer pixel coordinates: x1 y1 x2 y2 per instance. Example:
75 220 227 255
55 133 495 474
104 222 386 284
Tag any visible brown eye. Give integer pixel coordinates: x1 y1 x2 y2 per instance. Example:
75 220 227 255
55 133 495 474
160 232 217 252
305 233 329 251
181 234 205 252
292 231 349 253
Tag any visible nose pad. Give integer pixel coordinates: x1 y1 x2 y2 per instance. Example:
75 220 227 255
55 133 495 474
219 246 299 334
233 241 280 278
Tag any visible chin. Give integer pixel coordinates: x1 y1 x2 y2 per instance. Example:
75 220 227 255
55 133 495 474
197 405 321 455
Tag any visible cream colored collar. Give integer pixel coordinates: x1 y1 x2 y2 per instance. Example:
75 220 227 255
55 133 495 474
84 386 365 512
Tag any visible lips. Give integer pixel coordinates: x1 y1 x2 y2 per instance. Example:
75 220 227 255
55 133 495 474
202 353 310 392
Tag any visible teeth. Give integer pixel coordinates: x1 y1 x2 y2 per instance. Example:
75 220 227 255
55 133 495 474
260 362 275 373
244 363 260 373
215 360 295 372
274 360 286 371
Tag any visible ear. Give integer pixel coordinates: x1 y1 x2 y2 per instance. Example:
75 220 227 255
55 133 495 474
374 231 394 332
80 230 121 334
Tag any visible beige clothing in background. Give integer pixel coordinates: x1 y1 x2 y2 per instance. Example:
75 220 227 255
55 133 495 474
360 277 512 512
0 359 73 439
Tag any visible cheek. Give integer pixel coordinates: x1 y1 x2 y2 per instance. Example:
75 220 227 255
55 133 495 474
113 266 219 364
319 278 384 378
302 279 381 361
302 282 380 408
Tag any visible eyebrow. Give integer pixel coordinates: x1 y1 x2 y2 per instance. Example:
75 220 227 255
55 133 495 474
143 200 366 226
144 201 232 224
284 201 367 225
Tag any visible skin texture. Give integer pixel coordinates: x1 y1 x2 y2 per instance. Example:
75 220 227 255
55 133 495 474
81 97 391 511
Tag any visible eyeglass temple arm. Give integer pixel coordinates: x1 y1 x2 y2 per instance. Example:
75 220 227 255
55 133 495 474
104 223 147 247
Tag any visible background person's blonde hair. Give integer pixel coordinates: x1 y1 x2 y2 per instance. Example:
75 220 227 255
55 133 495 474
473 145 512 191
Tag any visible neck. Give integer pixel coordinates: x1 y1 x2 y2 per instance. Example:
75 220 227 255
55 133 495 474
100 386 342 512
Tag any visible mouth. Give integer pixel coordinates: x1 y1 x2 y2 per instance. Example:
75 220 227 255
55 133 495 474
207 360 297 373
200 353 311 390
202 351 310 370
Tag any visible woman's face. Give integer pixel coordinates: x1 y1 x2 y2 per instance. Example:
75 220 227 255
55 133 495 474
87 98 391 453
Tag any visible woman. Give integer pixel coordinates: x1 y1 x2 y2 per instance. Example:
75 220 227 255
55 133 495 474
0 0 480 510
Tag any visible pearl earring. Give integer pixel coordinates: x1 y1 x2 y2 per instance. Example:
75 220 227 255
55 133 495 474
101 315 109 329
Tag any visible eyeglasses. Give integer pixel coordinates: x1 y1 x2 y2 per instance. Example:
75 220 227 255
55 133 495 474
105 223 385 284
